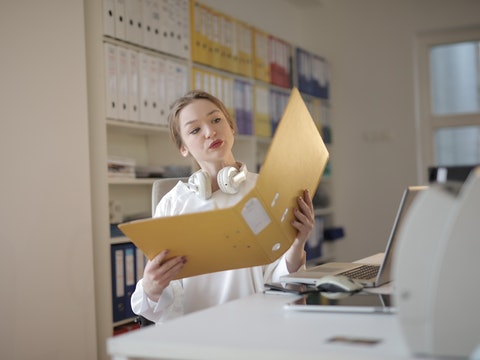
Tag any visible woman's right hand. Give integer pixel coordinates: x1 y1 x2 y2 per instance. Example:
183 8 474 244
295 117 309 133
142 250 187 302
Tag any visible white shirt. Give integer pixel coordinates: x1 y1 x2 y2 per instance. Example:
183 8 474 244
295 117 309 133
130 172 291 323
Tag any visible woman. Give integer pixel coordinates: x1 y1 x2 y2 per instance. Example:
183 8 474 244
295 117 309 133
131 90 314 323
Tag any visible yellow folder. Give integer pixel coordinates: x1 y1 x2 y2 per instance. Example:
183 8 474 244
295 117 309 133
119 87 329 279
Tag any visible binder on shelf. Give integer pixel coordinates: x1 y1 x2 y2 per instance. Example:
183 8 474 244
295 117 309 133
219 14 231 72
310 98 323 134
210 9 222 69
234 80 253 135
111 244 126 323
209 72 218 98
238 20 253 78
316 55 330 100
254 85 271 138
147 54 161 125
166 60 188 115
114 0 126 41
164 0 175 55
222 76 234 116
296 47 310 95
253 28 270 83
233 79 244 134
141 0 160 51
204 6 214 66
180 0 191 59
229 19 238 75
138 52 151 124
164 0 190 59
269 89 289 136
157 56 168 126
244 82 254 135
116 46 129 121
320 102 332 144
268 35 278 86
102 0 116 38
190 0 205 64
191 67 203 90
104 43 119 119
123 243 136 319
135 246 146 283
158 0 170 54
269 36 292 88
127 49 140 123
125 0 143 45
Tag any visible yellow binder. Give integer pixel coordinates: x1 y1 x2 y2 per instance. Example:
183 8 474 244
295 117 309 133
119 87 329 279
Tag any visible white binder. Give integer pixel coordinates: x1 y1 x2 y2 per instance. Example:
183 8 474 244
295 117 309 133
138 52 150 124
142 0 161 51
102 0 116 37
179 0 191 59
147 54 160 125
125 0 143 45
127 49 140 123
166 60 188 114
104 43 118 119
116 46 129 121
114 0 126 40
156 57 168 126
158 0 170 54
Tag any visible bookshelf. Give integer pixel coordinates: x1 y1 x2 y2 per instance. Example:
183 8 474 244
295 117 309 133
86 1 336 358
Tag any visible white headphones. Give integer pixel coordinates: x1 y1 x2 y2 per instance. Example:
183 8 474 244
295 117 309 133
187 162 248 200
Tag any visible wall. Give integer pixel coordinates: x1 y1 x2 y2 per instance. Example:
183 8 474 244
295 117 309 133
201 0 480 261
0 1 97 359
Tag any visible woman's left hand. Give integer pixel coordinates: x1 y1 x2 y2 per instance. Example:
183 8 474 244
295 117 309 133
291 189 315 245
285 189 315 273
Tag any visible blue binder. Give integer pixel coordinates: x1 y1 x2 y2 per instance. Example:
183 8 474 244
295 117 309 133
111 244 126 323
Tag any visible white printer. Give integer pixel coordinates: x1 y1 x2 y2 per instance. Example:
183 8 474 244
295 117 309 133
393 166 480 358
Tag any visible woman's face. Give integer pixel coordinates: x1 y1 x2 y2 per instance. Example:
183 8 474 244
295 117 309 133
178 99 235 166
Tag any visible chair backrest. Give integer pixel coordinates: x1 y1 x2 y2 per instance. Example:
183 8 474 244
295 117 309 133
151 177 188 216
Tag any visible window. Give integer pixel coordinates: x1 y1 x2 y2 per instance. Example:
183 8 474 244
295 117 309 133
416 28 480 181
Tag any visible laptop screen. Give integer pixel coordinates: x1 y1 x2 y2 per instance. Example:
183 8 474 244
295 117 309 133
376 185 427 285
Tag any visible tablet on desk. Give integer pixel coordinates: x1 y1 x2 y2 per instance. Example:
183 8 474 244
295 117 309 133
284 292 396 314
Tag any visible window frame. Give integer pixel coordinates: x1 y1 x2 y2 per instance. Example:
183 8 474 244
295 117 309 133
415 26 480 183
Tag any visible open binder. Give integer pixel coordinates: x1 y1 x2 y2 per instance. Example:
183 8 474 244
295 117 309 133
119 87 329 279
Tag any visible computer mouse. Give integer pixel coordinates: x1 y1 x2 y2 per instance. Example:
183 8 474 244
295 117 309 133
315 275 364 293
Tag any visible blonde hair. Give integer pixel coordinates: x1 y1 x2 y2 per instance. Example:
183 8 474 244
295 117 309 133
168 90 237 150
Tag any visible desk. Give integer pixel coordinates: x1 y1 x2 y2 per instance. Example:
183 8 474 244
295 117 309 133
107 292 417 360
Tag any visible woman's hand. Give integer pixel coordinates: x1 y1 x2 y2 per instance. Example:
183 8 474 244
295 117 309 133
285 189 315 272
142 250 187 302
291 189 315 244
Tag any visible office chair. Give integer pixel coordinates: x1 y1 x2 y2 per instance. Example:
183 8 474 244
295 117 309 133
136 177 188 327
151 177 188 216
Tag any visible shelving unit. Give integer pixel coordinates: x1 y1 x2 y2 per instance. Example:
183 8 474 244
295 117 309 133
86 1 336 358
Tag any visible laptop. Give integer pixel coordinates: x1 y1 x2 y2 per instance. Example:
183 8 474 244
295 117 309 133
280 185 427 287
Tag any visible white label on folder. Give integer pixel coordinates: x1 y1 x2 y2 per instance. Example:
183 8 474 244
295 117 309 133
241 197 271 235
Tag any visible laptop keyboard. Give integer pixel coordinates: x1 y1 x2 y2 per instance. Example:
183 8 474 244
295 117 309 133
339 264 380 280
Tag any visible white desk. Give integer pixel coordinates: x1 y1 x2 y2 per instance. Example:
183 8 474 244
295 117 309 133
107 292 418 360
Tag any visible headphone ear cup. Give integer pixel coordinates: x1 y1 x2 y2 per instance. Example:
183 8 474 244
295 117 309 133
217 166 245 194
188 170 212 200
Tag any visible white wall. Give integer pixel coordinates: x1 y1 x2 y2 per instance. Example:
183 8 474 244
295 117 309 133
202 0 480 261
0 1 97 359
